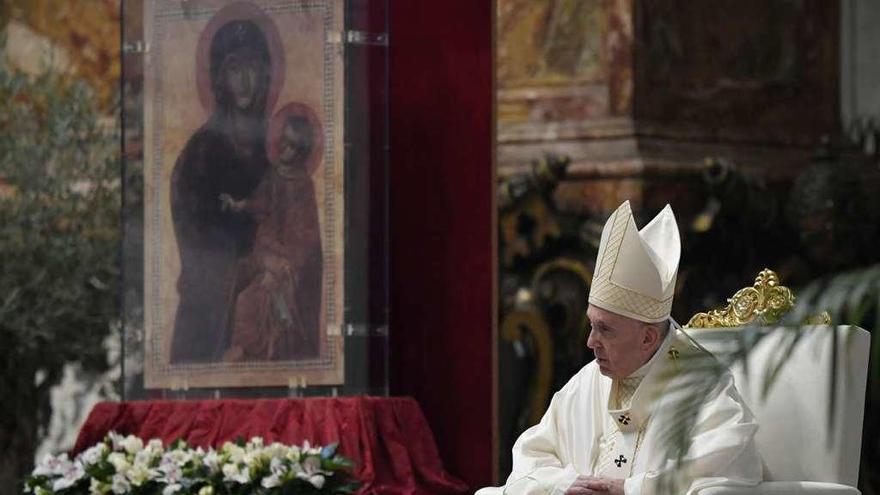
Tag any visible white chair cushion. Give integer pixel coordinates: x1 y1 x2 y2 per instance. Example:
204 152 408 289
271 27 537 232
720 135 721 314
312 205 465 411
689 325 869 487
698 481 860 494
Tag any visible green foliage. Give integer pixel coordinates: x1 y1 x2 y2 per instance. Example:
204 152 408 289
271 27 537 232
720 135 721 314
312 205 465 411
0 45 120 489
0 48 119 375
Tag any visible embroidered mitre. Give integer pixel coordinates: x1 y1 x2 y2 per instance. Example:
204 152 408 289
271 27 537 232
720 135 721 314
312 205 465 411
588 200 681 323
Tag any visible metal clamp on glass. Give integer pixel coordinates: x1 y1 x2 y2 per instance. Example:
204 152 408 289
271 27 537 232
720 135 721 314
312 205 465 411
345 30 388 46
345 323 388 337
122 40 149 54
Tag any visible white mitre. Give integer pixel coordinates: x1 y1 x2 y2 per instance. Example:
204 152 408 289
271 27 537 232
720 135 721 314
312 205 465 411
588 200 681 323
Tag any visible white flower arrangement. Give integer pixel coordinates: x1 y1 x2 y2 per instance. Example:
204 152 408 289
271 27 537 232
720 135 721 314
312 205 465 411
26 433 358 495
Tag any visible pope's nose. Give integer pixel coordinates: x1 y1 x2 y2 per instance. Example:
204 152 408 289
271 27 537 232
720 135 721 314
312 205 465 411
586 329 598 350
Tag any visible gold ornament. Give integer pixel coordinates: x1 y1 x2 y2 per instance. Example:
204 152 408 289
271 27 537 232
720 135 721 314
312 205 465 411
685 269 796 328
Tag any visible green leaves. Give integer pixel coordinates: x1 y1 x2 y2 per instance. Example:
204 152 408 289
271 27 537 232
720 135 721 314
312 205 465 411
0 41 120 490
0 45 120 371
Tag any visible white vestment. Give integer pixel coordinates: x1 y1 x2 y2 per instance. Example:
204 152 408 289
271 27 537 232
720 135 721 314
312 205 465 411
478 327 763 495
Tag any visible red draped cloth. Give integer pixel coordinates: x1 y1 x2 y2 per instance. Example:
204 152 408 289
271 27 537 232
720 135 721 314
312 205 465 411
73 397 467 495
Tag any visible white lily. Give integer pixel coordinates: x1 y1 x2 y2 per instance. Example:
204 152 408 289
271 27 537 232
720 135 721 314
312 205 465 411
125 464 155 486
266 442 287 459
302 441 321 456
285 445 302 463
122 435 144 455
107 452 130 473
89 477 111 495
80 444 108 467
133 448 155 468
308 474 326 489
202 450 221 474
51 460 84 491
158 461 182 484
270 457 287 477
222 463 250 484
33 453 69 477
261 473 282 489
30 435 351 494
302 455 328 475
162 483 182 495
242 450 259 469
224 444 246 464
107 432 125 451
110 473 130 495
162 449 190 467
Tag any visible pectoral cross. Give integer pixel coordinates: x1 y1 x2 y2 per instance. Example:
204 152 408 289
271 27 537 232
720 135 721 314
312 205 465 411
618 414 631 425
614 455 627 467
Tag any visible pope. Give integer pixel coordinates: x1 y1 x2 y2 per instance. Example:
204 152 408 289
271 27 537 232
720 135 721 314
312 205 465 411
479 201 763 495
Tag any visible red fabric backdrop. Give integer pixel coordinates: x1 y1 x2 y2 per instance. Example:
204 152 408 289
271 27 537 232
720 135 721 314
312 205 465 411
389 0 495 490
73 398 466 495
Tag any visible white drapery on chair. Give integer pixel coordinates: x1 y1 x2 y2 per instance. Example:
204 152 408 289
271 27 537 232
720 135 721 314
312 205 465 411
689 325 870 495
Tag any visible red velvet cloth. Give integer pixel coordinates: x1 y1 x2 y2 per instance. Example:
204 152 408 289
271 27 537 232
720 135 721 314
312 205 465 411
73 397 467 495
389 0 494 488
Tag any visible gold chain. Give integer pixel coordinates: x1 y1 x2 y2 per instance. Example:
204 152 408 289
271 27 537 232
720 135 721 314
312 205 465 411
628 417 649 477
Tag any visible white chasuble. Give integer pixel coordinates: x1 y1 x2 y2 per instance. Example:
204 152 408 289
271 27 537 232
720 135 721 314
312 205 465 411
477 327 763 495
593 371 644 477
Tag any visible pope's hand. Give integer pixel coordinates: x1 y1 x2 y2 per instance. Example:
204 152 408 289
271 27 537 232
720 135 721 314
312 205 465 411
565 476 624 495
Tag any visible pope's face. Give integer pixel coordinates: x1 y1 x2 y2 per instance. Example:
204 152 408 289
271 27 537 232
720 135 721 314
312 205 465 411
586 305 655 379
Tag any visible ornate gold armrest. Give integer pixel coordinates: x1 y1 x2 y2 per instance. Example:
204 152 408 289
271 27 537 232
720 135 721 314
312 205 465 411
684 269 830 329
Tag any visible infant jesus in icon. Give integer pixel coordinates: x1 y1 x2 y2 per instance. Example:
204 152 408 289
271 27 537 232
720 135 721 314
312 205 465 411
220 103 324 362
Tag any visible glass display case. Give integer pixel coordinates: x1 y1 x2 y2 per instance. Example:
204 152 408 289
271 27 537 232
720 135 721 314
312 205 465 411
120 0 389 400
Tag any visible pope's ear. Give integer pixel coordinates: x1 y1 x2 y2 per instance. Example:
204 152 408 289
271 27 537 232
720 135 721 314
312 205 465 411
642 324 661 348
